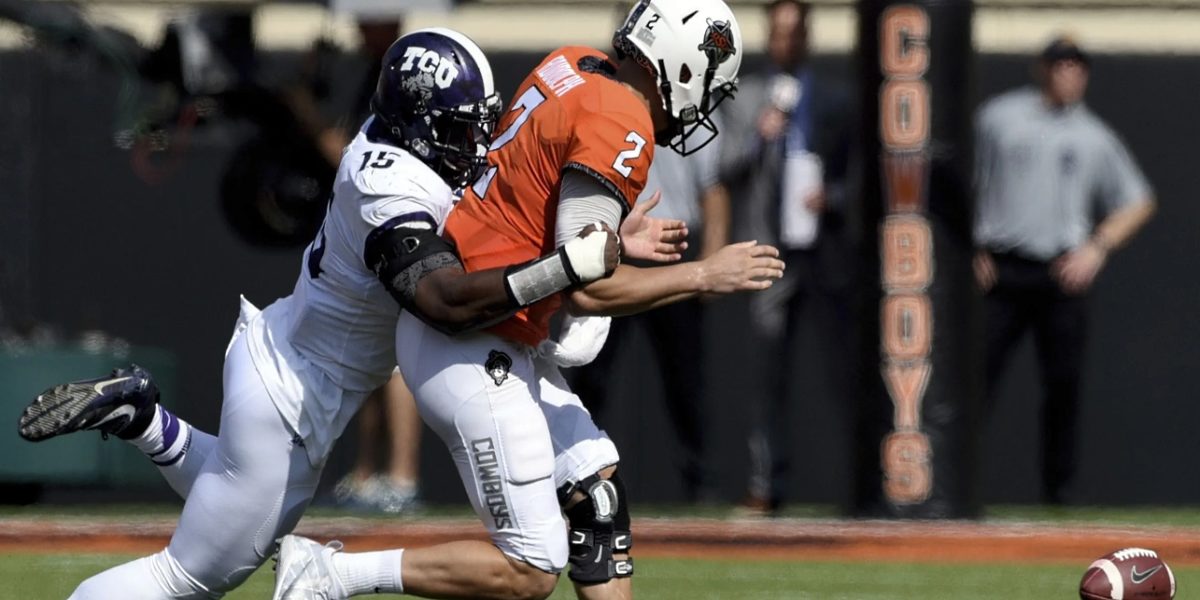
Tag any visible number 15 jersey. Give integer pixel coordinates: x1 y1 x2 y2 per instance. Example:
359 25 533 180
445 46 656 348
248 119 456 465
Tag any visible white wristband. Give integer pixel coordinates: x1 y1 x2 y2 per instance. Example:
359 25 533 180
504 223 614 308
505 254 574 307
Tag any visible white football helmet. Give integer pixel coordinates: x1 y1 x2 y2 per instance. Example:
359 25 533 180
614 0 742 155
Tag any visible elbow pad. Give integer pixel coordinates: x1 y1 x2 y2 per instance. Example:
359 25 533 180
364 215 462 311
504 225 613 307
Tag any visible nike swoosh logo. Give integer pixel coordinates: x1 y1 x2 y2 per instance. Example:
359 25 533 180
1131 564 1163 584
94 376 132 396
92 405 136 427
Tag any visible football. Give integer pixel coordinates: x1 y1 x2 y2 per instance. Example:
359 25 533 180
1080 547 1175 600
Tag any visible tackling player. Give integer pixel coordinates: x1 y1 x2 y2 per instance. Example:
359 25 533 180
274 2 781 600
16 28 632 600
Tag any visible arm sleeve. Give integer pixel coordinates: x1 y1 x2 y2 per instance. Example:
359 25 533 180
356 196 443 269
1095 129 1152 214
555 170 624 248
365 220 463 312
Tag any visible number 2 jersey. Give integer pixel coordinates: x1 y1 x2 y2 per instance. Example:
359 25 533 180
444 46 655 348
244 118 456 465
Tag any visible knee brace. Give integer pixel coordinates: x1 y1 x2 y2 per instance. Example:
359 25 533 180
561 471 633 584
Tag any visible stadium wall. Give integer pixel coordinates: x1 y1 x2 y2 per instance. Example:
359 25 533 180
4 47 1198 507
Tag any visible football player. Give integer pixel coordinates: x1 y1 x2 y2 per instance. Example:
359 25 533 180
16 28 634 600
274 2 782 600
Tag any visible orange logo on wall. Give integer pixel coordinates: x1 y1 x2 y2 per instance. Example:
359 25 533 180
882 153 928 213
882 215 933 288
879 4 933 506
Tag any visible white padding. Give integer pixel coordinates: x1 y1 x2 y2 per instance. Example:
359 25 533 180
562 224 612 282
537 315 611 367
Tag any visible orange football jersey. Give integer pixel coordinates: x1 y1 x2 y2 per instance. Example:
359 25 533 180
445 46 655 347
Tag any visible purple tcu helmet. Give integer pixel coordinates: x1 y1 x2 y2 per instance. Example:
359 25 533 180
371 28 502 188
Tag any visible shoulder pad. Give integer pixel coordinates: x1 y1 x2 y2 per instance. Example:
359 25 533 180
343 132 452 198
354 151 451 201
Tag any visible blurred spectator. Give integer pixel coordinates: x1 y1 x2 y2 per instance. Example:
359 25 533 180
0 1 138 346
567 140 730 504
973 36 1156 504
281 17 403 169
334 370 422 513
718 0 854 515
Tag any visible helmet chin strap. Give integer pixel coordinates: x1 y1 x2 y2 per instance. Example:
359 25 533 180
656 59 675 122
654 58 688 148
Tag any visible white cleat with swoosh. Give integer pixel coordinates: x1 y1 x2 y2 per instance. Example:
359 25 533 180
273 535 350 600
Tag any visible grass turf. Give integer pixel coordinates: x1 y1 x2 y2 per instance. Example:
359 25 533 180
2 553 1190 599
3 506 1196 598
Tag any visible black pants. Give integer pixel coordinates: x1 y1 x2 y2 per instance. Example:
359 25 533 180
984 252 1088 504
746 243 854 508
566 297 711 500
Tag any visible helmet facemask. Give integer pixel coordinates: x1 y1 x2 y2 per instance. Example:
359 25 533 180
613 1 742 157
657 58 736 156
426 93 502 189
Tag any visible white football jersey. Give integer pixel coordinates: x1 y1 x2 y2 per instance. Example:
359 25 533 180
244 118 456 463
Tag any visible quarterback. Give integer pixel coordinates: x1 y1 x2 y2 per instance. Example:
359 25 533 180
274 2 782 600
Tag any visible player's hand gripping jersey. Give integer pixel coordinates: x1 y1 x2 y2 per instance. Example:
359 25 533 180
445 47 655 347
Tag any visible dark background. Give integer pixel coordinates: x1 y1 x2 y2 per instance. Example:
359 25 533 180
3 47 1197 507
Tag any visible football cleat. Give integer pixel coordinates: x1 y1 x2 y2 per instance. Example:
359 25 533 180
17 365 158 442
273 535 349 600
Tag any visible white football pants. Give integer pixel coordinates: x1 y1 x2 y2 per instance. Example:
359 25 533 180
68 316 322 599
395 311 620 574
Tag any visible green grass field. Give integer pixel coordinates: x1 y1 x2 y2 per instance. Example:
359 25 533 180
0 552 1161 600
4 504 1196 599
2 552 1192 600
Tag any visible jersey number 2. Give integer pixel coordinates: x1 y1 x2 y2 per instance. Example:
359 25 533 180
471 86 648 198
612 132 646 178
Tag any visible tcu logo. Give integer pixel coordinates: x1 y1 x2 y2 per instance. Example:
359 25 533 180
400 46 459 89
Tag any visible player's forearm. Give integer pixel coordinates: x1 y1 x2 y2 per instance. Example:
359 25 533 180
565 262 705 317
412 268 516 335
1091 196 1156 252
410 226 618 333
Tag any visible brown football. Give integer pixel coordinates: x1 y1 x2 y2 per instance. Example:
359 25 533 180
1080 547 1175 600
